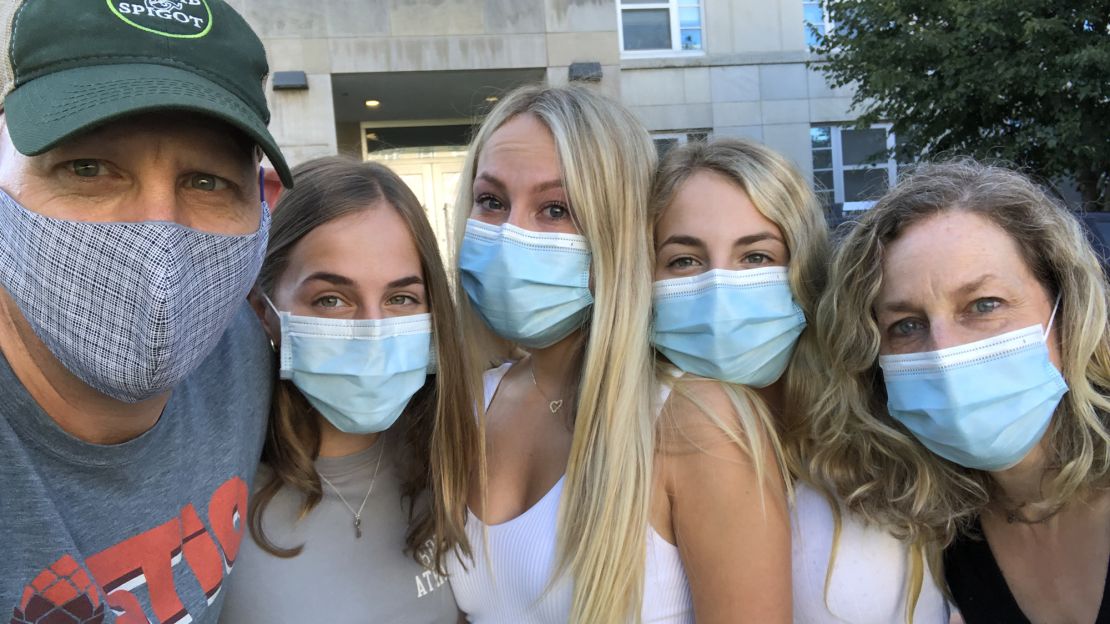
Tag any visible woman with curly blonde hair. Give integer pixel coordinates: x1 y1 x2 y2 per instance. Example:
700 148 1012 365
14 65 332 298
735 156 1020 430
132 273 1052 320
813 159 1110 623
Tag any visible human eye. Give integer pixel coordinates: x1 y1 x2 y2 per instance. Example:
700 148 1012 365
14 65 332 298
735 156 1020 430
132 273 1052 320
889 317 927 338
386 293 421 306
187 173 231 192
69 159 107 178
666 256 703 270
972 298 1002 314
541 202 570 221
742 252 772 265
475 193 506 213
313 295 349 309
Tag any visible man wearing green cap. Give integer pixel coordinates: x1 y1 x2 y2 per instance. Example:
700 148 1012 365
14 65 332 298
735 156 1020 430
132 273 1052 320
0 1 291 622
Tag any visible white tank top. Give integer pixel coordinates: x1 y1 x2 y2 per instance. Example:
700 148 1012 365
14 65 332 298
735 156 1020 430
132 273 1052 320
791 482 951 623
447 363 693 623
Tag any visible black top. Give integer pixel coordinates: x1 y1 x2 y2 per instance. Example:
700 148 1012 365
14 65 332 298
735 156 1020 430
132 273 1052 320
944 516 1110 623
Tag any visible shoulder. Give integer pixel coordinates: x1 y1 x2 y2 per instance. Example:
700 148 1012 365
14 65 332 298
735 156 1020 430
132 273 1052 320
177 302 274 461
657 373 773 457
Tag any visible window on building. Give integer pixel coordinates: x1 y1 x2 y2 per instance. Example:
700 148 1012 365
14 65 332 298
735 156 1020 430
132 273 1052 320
652 130 709 158
803 1 833 49
620 0 703 54
811 124 896 212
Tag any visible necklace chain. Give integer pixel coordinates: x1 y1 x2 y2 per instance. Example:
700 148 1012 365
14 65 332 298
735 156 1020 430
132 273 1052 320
529 361 564 415
318 438 387 539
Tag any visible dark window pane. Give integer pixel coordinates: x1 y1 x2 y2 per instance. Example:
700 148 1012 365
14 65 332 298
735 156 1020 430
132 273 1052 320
810 126 831 148
686 131 709 143
814 170 834 191
812 149 832 170
622 9 672 50
680 29 702 50
843 168 889 202
654 137 680 158
842 128 889 166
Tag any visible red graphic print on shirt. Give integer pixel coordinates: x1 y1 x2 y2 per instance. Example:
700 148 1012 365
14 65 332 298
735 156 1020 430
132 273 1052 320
10 476 248 624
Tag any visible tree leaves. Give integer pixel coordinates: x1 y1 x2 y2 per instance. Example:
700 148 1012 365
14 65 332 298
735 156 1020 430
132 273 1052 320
812 0 1110 209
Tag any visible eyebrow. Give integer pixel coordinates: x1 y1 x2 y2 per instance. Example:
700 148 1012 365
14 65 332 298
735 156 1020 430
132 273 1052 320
302 272 355 287
734 232 785 247
656 234 706 250
476 172 563 194
386 275 424 289
656 232 785 250
878 274 1001 313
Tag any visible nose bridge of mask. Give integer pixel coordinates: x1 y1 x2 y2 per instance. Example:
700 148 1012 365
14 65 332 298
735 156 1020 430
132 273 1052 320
282 312 432 375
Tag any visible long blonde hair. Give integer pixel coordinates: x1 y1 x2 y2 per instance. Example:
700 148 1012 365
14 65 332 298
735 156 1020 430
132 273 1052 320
649 137 828 468
452 84 658 623
811 159 1110 594
250 157 478 574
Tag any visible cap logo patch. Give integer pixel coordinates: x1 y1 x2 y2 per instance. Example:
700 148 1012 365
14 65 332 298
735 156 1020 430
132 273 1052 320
106 0 213 39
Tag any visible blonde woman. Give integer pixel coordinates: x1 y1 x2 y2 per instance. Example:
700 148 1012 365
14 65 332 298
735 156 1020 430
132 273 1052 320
813 160 1110 623
444 85 791 622
220 157 477 622
649 138 949 623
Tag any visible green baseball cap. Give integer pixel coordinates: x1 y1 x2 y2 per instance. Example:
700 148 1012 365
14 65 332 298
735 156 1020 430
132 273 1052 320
0 0 293 187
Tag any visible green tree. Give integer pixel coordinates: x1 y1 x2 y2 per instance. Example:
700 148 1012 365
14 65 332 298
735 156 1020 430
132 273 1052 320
812 0 1110 210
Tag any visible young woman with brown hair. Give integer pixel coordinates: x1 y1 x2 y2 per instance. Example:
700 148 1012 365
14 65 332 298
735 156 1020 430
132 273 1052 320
219 156 478 623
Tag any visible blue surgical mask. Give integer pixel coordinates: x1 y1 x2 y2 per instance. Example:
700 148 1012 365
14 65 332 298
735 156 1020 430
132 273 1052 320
652 267 806 388
458 219 593 349
878 302 1067 471
268 298 433 435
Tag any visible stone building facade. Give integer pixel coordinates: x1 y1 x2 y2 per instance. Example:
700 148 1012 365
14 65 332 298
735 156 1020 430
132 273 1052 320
228 0 893 248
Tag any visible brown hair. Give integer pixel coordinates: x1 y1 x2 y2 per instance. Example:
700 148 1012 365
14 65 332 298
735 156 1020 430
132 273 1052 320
812 159 1110 601
248 156 477 574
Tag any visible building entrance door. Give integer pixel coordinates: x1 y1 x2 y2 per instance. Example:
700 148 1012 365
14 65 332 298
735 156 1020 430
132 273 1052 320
365 148 467 261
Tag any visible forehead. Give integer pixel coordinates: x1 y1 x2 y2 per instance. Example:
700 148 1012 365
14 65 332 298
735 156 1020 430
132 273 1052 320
477 114 561 178
285 205 423 285
880 210 1034 294
658 169 781 237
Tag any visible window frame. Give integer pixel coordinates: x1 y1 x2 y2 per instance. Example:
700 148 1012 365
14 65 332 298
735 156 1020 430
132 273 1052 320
812 123 897 212
618 0 706 59
651 129 711 157
802 0 835 49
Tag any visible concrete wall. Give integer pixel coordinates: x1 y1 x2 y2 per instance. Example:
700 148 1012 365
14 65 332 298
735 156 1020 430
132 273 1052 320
229 0 623 166
618 0 857 180
229 0 857 177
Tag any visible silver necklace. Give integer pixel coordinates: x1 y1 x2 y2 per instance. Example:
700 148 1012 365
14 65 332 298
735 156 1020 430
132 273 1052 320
529 362 564 415
318 439 387 539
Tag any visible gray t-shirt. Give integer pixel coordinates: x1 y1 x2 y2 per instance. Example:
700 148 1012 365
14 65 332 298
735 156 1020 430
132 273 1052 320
219 440 457 623
1 304 273 624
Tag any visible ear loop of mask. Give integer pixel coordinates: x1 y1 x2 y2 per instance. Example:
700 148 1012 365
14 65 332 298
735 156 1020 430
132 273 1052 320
1043 293 1062 341
261 292 281 353
258 167 266 205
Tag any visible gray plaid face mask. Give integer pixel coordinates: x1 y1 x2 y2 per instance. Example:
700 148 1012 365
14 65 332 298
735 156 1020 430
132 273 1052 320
0 189 270 403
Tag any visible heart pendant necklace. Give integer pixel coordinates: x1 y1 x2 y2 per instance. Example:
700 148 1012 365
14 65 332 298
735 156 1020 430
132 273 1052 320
530 362 564 415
